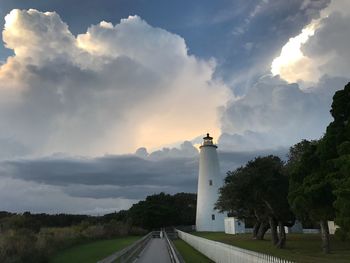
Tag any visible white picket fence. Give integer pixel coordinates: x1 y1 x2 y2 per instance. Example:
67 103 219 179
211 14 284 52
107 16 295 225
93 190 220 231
176 230 294 263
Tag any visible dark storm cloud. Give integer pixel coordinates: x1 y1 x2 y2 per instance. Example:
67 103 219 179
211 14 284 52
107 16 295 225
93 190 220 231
0 138 31 159
0 147 287 200
302 11 350 79
2 155 197 189
63 184 184 200
0 145 288 215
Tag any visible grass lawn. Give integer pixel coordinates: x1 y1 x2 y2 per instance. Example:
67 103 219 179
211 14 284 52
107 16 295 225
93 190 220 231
193 232 350 263
50 236 140 263
173 239 214 263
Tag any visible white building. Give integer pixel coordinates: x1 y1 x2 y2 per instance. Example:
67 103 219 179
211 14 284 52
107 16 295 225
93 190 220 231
328 221 339 235
224 218 245 234
196 133 226 231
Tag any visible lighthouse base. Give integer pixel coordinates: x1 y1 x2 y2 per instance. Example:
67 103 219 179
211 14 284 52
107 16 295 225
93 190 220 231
196 211 226 232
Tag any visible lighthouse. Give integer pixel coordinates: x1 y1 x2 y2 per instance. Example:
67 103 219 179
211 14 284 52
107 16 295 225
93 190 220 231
196 133 226 231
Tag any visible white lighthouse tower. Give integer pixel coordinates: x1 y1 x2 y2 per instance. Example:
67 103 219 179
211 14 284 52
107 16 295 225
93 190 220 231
196 133 226 231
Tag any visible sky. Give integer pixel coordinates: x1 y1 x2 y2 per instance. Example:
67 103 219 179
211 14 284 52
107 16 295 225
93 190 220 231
0 0 349 214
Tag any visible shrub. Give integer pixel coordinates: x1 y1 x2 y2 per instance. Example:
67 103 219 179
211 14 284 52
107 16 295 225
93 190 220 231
0 219 146 262
129 226 148 236
82 225 105 239
0 229 47 263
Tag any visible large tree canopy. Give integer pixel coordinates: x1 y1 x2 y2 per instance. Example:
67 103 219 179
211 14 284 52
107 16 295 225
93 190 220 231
322 83 350 240
127 192 196 230
216 155 293 248
288 82 350 253
287 139 335 253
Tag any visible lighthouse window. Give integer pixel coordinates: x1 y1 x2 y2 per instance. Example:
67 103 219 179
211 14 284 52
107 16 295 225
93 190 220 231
211 214 215 220
209 180 213 186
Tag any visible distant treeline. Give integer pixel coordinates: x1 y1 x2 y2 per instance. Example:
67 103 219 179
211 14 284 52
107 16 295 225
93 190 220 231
0 192 196 231
0 211 92 230
98 192 197 231
121 192 196 230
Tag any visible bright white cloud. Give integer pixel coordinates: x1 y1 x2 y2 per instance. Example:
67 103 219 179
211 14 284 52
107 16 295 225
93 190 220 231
271 20 319 83
0 9 230 157
271 0 350 84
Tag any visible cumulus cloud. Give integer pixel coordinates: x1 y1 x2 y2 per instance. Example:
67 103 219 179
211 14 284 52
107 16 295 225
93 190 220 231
271 21 319 83
0 9 230 158
301 11 350 80
219 75 348 151
217 0 331 96
220 0 350 151
271 0 350 84
147 141 199 160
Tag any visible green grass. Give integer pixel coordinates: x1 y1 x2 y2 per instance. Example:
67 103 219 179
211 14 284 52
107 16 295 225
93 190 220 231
173 239 214 263
50 236 140 263
193 232 350 263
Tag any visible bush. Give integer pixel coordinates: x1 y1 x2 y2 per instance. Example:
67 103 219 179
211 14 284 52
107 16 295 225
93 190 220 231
129 226 148 236
103 220 129 237
0 229 47 263
0 218 146 262
335 227 349 241
81 225 105 239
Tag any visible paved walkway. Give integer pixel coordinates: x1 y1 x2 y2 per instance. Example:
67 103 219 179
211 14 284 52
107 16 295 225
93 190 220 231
137 238 171 263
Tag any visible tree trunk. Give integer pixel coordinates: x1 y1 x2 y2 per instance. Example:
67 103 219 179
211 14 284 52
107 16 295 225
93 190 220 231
269 216 278 245
252 221 260 239
256 221 269 240
276 221 286 248
320 220 330 253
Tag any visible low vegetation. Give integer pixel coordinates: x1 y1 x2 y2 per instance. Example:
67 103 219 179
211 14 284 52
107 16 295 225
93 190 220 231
194 232 350 263
173 239 213 263
0 213 146 263
50 236 140 263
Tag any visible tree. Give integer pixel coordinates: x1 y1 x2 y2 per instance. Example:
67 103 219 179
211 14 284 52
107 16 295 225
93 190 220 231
127 192 196 230
217 156 293 248
216 165 272 240
283 83 350 253
321 83 350 240
172 193 197 226
288 140 336 253
333 153 350 240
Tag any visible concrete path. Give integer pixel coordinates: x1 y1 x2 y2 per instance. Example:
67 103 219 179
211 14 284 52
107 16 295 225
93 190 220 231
137 238 171 263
